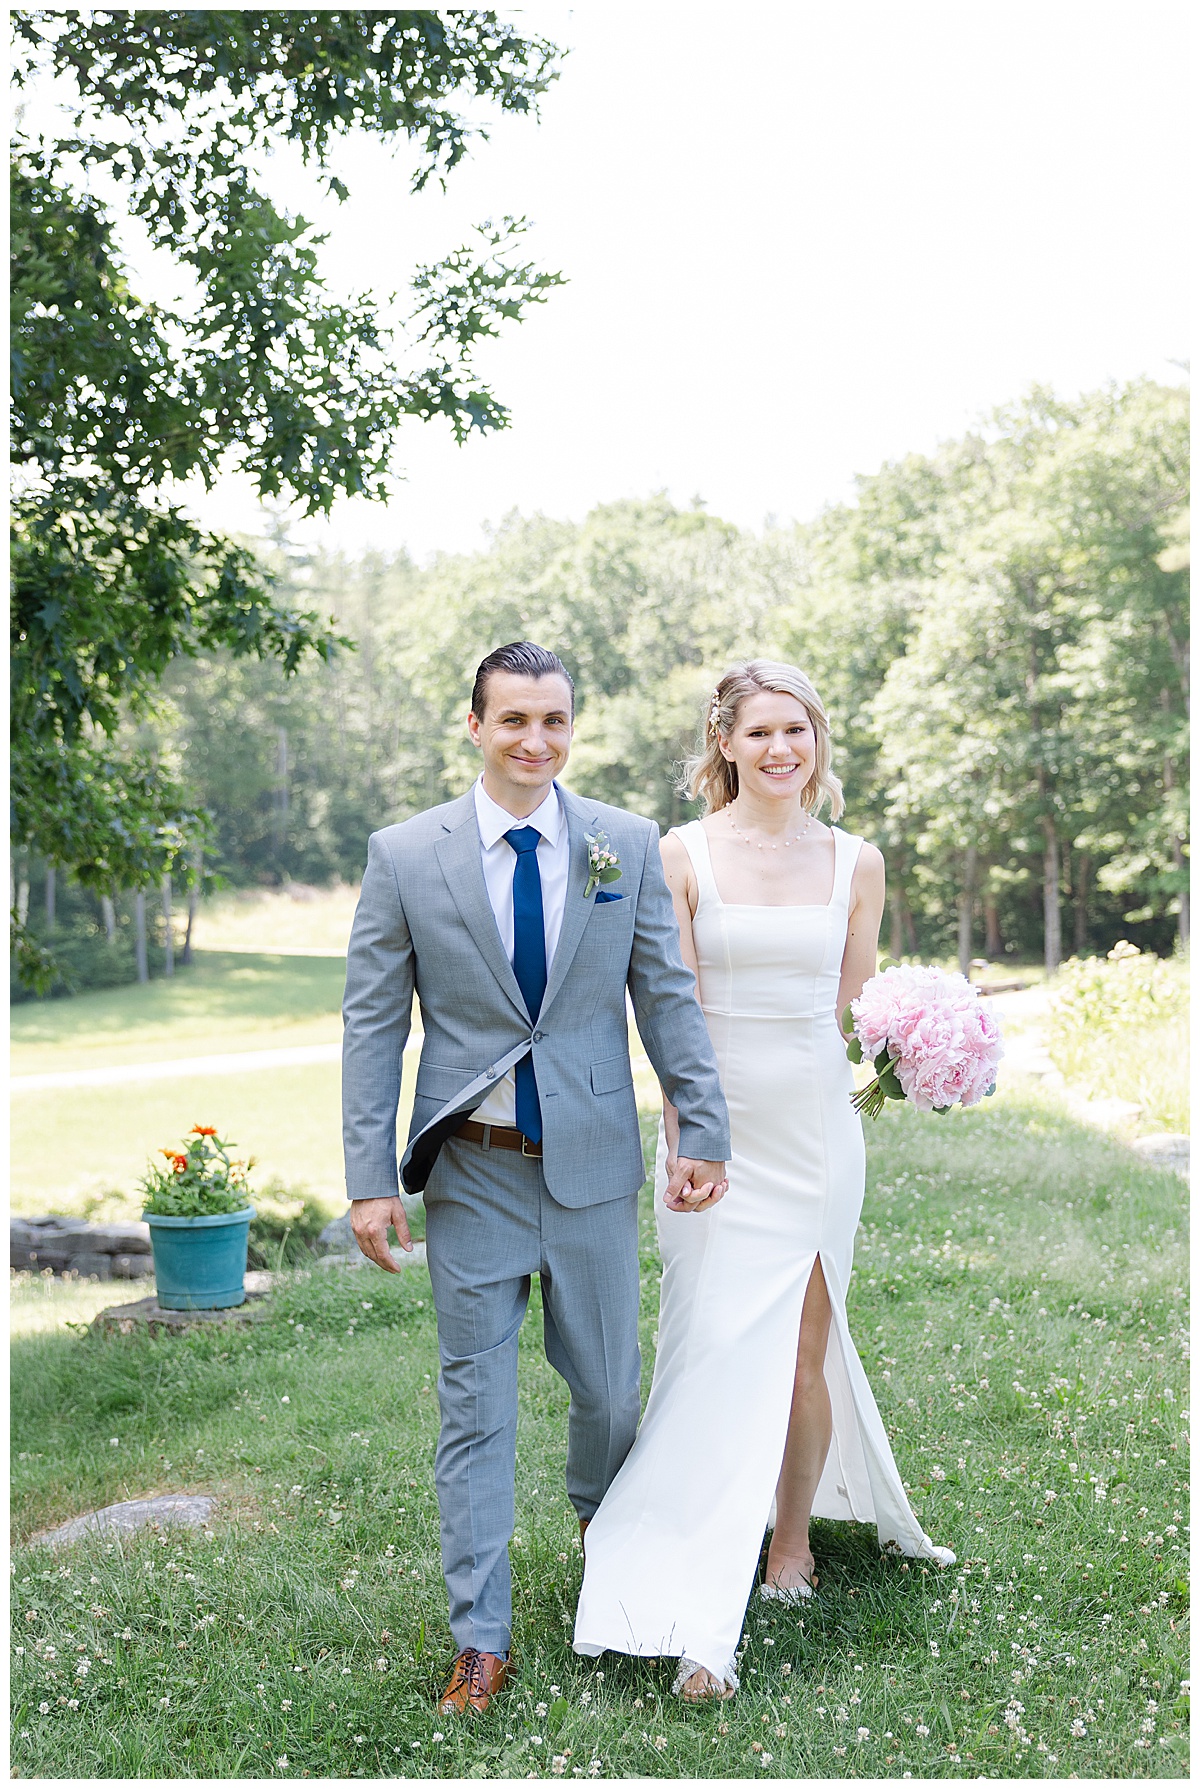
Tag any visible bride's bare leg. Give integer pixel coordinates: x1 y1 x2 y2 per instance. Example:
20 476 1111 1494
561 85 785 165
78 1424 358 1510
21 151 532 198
766 1257 833 1591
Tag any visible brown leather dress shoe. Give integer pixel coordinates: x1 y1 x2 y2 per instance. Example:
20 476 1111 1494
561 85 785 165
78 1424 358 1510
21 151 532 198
579 1517 590 1555
437 1648 510 1715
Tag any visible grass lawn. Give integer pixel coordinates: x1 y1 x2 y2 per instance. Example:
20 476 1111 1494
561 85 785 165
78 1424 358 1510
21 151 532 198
11 951 405 1218
11 951 348 1076
11 1087 1189 1779
10 954 660 1220
189 885 361 958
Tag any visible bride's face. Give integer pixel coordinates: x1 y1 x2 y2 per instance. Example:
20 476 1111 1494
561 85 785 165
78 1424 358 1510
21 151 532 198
721 691 817 803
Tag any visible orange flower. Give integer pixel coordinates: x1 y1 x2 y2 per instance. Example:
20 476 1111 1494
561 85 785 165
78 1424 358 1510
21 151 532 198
171 1153 188 1172
192 1124 217 1136
161 1149 177 1161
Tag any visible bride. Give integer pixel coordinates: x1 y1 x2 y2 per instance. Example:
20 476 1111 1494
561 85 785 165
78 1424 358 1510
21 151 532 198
573 659 953 1701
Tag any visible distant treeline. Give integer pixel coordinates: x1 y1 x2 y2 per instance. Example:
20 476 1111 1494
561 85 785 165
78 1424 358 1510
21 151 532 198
16 378 1188 989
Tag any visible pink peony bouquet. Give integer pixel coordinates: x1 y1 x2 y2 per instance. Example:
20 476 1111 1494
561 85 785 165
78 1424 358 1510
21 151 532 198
843 965 1003 1119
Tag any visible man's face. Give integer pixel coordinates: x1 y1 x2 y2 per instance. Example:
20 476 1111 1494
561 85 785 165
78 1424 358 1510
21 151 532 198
468 671 574 806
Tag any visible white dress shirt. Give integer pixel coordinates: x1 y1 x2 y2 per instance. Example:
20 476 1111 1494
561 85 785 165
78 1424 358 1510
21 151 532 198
471 777 570 1126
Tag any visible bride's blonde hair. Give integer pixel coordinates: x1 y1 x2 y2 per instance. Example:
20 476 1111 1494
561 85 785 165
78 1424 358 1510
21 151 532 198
682 659 844 819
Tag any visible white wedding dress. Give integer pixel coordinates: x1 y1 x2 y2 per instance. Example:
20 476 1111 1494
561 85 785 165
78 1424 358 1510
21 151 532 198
574 821 951 1682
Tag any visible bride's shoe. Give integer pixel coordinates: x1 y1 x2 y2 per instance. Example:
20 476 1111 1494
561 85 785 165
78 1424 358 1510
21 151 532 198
672 1656 739 1701
759 1576 815 1605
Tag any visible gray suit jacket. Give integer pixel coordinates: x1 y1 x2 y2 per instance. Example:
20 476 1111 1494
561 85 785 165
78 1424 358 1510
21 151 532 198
341 784 729 1207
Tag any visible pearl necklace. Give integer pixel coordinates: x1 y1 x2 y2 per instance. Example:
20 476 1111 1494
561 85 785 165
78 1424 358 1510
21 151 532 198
727 804 812 851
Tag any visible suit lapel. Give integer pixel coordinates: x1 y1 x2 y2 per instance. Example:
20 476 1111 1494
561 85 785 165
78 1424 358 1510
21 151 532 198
435 793 529 1021
540 788 602 1018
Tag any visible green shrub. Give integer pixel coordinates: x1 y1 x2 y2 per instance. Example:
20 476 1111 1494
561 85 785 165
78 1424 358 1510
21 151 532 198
247 1179 335 1267
8 920 162 1002
1048 943 1189 1132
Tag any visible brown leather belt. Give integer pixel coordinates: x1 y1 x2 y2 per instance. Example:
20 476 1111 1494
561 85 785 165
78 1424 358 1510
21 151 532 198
455 1120 543 1158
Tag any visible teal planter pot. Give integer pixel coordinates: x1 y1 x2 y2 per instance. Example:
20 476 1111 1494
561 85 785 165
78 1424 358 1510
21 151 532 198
144 1207 255 1310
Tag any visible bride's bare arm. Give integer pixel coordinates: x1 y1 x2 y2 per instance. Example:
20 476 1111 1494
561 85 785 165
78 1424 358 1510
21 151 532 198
837 842 886 1034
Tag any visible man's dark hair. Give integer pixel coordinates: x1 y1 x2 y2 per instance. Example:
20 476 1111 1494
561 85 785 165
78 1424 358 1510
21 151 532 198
471 642 575 718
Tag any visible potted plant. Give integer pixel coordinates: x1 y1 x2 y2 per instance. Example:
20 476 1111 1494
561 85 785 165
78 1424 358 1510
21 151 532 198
141 1126 255 1310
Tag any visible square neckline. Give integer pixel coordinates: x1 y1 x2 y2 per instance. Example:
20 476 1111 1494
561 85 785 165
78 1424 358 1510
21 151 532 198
687 818 840 911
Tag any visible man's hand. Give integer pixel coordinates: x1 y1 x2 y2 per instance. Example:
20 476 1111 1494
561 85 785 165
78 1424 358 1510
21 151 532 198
350 1195 413 1273
663 1157 728 1214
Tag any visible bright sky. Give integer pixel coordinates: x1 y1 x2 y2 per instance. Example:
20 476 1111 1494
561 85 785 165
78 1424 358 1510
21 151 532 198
60 4 1200 559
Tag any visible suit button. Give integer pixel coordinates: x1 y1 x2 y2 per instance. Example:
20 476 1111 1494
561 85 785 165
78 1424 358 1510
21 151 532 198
532 1030 544 1043
485 1067 496 1080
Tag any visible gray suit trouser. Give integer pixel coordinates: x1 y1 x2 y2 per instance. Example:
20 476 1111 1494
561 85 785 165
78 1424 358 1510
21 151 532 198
423 1135 642 1657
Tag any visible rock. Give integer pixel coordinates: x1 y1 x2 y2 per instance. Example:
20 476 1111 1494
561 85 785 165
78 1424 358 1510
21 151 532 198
1131 1134 1190 1179
83 1222 152 1254
315 1241 426 1271
65 1252 113 1280
12 1215 151 1276
12 1243 75 1274
317 1198 421 1256
32 1494 216 1548
112 1253 155 1279
92 1289 271 1334
317 1211 356 1253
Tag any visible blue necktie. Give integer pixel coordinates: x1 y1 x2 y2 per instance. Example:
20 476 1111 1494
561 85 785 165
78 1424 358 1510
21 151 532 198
506 826 547 1144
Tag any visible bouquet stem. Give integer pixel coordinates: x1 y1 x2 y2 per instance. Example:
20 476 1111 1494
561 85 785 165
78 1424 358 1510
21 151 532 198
851 1076 889 1118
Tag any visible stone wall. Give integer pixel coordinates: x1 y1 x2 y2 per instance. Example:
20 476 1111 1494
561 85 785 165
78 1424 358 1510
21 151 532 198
11 1216 154 1280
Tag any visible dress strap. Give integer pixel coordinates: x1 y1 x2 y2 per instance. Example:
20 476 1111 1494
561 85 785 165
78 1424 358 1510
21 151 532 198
830 826 864 913
670 819 722 912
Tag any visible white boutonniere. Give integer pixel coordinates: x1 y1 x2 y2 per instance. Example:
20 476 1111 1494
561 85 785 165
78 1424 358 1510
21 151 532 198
584 831 622 898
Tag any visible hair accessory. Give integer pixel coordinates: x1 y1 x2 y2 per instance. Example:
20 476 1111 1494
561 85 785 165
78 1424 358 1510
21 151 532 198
707 688 723 737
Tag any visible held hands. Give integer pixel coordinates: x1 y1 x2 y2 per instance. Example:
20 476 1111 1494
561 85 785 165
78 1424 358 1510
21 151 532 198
350 1195 414 1273
663 1156 728 1214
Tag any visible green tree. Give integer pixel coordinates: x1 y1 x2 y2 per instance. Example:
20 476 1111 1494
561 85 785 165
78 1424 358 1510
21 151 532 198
11 9 564 984
871 382 1188 971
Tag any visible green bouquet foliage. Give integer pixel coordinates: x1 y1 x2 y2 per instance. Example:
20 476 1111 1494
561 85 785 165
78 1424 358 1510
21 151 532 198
140 1125 252 1217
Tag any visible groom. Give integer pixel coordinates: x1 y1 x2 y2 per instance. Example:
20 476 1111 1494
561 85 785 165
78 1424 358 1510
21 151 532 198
342 642 729 1713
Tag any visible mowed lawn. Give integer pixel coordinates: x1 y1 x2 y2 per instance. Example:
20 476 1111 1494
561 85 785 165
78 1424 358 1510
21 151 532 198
11 1075 1189 1779
11 951 668 1218
13 952 361 1215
